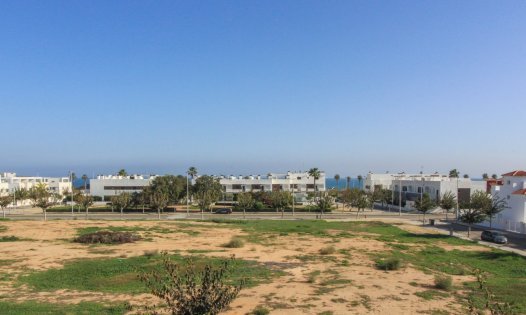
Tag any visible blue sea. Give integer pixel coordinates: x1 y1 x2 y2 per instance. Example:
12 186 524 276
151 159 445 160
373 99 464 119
325 178 362 190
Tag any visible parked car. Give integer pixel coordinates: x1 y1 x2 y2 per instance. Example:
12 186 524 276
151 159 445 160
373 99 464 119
481 230 508 244
214 208 232 214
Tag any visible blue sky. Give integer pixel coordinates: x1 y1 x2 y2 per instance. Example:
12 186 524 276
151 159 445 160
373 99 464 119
1 1 525 177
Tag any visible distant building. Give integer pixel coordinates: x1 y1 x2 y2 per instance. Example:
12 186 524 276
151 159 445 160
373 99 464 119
0 172 72 206
215 171 326 194
89 174 158 200
488 170 526 233
364 172 486 205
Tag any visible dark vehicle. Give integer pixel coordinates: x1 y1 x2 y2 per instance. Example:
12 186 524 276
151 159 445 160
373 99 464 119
214 208 232 214
481 230 508 244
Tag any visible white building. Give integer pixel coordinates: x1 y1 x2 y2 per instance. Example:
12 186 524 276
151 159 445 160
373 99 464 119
89 174 158 200
365 172 486 205
215 171 326 194
0 172 72 205
488 170 526 233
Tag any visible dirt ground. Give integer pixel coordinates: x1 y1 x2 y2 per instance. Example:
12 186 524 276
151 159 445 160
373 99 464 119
0 219 475 314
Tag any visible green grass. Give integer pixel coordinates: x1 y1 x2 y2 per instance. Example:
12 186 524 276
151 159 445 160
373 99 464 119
202 219 475 246
373 246 526 312
0 225 6 232
76 224 199 237
18 254 283 294
0 301 127 315
0 236 20 242
415 289 450 300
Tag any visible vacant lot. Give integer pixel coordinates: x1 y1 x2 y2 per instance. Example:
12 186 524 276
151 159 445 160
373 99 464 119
0 218 524 314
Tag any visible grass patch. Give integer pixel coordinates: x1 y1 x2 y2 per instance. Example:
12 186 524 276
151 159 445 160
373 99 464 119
0 300 127 315
19 254 283 294
415 289 450 300
0 225 7 232
0 236 20 242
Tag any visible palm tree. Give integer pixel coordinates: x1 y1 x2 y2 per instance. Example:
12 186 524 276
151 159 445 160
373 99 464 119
482 173 489 180
118 169 128 177
308 168 321 194
491 174 498 180
81 174 88 191
188 167 198 179
346 176 351 189
449 169 459 178
334 174 340 191
357 175 363 189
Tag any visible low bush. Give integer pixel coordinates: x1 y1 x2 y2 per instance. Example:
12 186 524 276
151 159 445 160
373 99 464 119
0 235 20 242
143 249 159 258
376 257 402 271
223 238 244 248
434 275 453 291
250 306 270 315
319 246 336 255
74 231 140 244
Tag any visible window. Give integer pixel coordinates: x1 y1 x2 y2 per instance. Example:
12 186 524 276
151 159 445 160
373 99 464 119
417 187 422 193
507 180 511 185
232 184 242 190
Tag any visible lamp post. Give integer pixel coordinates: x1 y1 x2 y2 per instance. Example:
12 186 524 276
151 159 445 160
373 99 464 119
70 171 74 216
186 173 189 216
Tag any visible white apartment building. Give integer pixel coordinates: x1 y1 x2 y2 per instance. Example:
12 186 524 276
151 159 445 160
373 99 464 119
488 170 526 233
0 172 72 196
215 171 326 194
89 174 158 200
364 172 486 205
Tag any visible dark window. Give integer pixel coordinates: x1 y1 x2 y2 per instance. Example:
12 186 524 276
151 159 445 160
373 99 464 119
232 184 242 190
103 186 144 190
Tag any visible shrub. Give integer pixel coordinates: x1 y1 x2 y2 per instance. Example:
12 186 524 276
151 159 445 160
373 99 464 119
319 246 336 255
250 306 270 315
223 238 244 248
139 252 244 315
434 275 453 291
143 249 159 258
74 231 140 244
253 201 264 211
376 257 402 271
0 236 20 242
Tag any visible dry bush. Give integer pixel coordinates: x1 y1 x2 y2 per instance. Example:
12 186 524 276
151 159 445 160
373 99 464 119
74 231 140 244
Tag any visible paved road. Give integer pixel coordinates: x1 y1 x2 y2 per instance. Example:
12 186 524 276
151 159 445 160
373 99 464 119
3 210 449 221
430 221 526 251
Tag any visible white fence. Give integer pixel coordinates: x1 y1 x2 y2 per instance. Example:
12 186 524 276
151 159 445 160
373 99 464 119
478 218 526 234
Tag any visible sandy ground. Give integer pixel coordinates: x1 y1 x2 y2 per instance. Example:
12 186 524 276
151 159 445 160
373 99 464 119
0 219 477 314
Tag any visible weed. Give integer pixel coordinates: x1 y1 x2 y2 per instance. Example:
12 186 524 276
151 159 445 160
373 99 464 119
319 246 336 255
376 257 402 271
223 237 245 248
250 306 270 315
434 275 453 291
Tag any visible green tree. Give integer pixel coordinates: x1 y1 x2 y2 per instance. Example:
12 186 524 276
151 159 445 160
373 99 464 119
13 188 29 207
0 195 12 218
269 191 292 218
439 191 456 221
482 173 489 180
449 169 460 178
132 191 150 213
77 194 94 219
193 176 223 218
414 193 436 225
29 183 57 221
463 174 469 179
150 191 169 220
118 169 128 177
316 192 334 218
491 174 498 180
346 176 351 189
460 191 490 237
149 175 187 204
485 195 507 228
112 192 132 217
308 168 321 193
236 192 254 219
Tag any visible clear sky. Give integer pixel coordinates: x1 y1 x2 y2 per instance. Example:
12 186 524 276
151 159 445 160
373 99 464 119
1 1 525 178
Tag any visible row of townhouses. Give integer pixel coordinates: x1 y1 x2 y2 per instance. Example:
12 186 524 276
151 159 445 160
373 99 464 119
364 171 526 234
89 171 326 201
0 172 72 206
